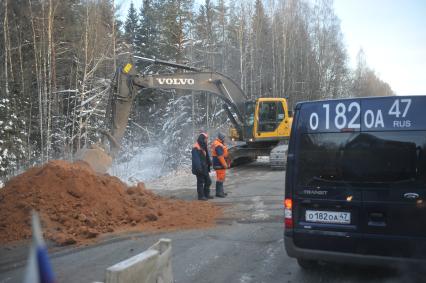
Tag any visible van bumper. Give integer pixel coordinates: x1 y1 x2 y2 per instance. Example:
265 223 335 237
285 235 426 267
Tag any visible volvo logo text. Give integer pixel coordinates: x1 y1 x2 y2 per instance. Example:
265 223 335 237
156 78 195 85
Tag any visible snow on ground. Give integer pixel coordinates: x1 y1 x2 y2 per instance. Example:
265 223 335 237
109 145 204 190
110 147 269 191
147 169 218 191
138 156 270 191
109 146 168 185
147 168 196 191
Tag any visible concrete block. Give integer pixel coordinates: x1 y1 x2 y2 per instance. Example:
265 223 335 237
105 238 173 283
149 239 173 283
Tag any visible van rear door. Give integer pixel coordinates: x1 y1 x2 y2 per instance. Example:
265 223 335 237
292 96 426 258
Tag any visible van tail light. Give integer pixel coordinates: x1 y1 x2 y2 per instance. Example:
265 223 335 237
284 198 293 229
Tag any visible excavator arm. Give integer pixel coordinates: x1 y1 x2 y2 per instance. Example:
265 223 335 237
107 62 250 156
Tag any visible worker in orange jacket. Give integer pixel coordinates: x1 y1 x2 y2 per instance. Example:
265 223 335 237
211 132 229 197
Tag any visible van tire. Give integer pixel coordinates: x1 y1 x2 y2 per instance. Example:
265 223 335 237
297 258 318 269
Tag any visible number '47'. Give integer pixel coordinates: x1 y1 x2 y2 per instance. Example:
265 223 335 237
389 99 411 118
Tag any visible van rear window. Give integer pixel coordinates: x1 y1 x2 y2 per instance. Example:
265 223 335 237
297 131 426 188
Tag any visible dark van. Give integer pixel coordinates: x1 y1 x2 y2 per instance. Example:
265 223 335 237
284 96 426 268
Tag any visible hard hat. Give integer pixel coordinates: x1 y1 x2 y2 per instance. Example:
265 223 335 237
217 132 225 142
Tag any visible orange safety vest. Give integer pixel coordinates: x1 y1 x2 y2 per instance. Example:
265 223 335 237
211 139 228 169
193 142 206 155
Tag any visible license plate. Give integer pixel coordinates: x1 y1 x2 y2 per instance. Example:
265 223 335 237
305 210 351 224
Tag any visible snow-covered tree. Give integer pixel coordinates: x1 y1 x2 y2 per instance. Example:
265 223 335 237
0 97 27 180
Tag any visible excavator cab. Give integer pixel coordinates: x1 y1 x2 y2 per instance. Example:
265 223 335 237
253 98 292 141
229 98 292 143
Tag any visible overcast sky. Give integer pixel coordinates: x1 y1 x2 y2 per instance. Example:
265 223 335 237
334 0 426 96
118 0 426 96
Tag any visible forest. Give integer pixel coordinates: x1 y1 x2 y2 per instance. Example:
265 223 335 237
0 0 394 183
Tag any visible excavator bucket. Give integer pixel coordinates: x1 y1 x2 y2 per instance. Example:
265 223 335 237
75 144 112 174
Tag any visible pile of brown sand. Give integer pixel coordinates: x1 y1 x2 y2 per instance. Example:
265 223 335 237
0 160 221 246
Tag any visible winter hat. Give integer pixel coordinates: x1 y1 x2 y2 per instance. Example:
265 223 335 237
217 132 226 142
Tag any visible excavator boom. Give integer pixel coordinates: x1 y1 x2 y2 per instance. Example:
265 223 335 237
108 63 251 155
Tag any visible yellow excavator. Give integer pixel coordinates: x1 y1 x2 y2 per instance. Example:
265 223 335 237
79 57 292 172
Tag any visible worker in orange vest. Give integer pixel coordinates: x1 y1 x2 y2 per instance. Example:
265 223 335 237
211 132 229 197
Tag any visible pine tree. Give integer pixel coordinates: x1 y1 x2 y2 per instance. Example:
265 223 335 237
251 0 272 97
137 0 161 59
124 2 139 48
161 0 194 62
193 0 217 68
194 4 208 45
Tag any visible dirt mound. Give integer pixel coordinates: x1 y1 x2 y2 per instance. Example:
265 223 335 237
0 160 221 246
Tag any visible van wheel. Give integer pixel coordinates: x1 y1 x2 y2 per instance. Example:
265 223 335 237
297 258 318 269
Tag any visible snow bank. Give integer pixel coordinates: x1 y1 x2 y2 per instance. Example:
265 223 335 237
146 168 196 191
109 146 167 185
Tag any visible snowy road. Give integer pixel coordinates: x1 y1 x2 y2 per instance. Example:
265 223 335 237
0 161 414 282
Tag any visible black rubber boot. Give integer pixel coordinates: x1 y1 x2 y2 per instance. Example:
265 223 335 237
198 188 207 200
205 189 214 199
197 189 207 200
197 191 205 200
196 175 206 200
216 182 226 198
219 181 228 196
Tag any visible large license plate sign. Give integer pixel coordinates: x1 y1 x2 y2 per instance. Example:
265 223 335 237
301 97 426 132
305 210 351 224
